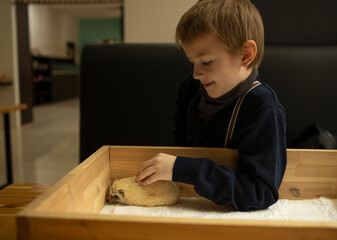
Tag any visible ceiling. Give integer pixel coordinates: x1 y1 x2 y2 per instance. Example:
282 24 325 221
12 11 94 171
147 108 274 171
45 3 122 19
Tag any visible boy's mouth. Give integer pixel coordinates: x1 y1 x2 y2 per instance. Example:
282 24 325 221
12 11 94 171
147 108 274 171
203 81 215 88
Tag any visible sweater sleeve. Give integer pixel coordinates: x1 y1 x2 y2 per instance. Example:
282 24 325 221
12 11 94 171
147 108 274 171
172 105 287 211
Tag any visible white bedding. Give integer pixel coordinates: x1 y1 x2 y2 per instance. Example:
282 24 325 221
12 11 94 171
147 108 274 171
100 197 337 222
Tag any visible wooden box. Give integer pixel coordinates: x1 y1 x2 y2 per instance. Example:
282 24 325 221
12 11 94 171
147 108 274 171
17 146 337 240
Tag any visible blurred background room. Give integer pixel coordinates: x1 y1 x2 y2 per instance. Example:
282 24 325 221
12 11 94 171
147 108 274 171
0 0 196 187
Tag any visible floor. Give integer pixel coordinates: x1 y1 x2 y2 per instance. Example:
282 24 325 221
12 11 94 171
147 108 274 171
0 98 80 185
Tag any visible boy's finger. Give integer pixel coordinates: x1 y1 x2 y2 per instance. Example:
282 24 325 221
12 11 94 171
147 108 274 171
137 159 155 174
135 166 156 182
139 174 157 186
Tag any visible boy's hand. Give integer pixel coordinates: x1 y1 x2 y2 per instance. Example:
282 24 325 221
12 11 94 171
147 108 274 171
135 153 177 185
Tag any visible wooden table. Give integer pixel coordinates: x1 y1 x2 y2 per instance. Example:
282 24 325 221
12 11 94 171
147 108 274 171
0 104 28 189
0 183 50 240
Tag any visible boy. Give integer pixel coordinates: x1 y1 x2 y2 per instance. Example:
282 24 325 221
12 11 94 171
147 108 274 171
136 0 287 211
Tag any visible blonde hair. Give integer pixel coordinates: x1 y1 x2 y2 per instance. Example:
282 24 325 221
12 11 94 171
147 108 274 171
176 0 264 69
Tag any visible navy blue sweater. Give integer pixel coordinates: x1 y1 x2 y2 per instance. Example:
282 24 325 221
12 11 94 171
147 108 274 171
172 72 287 211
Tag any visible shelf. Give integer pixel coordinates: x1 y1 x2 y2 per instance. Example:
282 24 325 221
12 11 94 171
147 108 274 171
32 54 74 62
0 82 13 86
32 55 78 105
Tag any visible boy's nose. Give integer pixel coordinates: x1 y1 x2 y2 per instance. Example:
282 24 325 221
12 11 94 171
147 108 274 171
193 66 203 80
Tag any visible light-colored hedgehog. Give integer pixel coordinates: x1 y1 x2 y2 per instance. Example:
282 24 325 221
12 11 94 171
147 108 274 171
108 176 180 207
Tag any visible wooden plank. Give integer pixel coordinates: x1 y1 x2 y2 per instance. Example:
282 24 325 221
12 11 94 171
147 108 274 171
17 146 110 219
280 149 337 199
109 145 239 178
0 215 16 240
299 150 337 166
296 165 337 178
286 150 301 167
17 146 111 239
15 213 337 240
280 180 337 199
282 150 301 179
0 184 50 240
35 146 110 213
283 168 296 179
293 150 337 178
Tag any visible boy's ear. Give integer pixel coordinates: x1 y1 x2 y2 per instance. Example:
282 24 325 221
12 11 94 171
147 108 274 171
241 40 257 67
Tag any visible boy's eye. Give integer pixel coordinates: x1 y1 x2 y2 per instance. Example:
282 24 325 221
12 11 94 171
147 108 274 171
202 60 213 65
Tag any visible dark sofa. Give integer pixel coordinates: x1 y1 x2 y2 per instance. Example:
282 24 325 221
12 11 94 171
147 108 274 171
80 0 337 161
80 44 190 161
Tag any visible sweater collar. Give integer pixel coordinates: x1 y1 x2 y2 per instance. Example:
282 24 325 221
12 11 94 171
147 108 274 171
198 69 259 121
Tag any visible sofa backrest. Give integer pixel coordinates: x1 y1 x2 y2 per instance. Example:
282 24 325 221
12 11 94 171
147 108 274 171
80 44 191 161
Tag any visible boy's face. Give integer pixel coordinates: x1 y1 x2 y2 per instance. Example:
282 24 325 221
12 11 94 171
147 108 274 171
182 34 248 98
